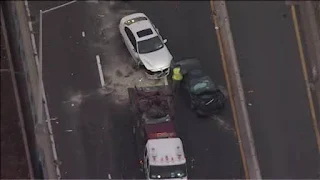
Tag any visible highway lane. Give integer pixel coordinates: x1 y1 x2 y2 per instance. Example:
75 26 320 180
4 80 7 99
27 1 140 178
129 1 244 178
226 1 320 178
27 0 244 179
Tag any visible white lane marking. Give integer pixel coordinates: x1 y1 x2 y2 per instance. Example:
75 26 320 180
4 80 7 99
96 55 105 88
86 0 99 3
82 31 85 37
164 76 168 85
108 173 111 179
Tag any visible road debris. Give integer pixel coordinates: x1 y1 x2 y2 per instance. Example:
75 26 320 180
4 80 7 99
54 160 62 166
248 103 252 106
212 115 235 134
65 130 73 132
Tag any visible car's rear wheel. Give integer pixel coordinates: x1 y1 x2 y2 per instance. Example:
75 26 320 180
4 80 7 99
132 126 136 134
191 103 196 110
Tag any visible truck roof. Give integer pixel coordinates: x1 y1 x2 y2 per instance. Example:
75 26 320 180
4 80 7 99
146 138 186 166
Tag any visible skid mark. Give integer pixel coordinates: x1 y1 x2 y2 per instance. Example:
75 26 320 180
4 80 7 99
211 115 236 136
62 88 114 112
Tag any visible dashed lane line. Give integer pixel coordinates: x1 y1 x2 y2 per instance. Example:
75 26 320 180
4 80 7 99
96 55 106 88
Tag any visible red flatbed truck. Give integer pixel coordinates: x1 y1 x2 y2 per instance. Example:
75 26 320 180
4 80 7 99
128 85 188 179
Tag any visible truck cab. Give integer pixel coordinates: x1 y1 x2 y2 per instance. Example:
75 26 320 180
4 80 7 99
143 138 188 180
133 111 177 167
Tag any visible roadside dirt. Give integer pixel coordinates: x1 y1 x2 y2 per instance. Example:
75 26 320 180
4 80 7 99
0 16 30 179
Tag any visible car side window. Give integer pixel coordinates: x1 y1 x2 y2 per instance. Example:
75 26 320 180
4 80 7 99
124 27 137 51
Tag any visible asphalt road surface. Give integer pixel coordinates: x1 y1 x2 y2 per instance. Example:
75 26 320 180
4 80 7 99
28 1 139 178
27 0 244 179
129 1 244 178
226 1 320 179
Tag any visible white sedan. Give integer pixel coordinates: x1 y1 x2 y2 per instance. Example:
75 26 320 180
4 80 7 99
119 13 173 79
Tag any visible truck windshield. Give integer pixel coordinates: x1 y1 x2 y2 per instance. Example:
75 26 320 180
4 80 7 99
149 164 187 179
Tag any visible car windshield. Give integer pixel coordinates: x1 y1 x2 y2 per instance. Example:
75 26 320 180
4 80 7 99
190 76 215 95
150 164 187 179
137 36 164 54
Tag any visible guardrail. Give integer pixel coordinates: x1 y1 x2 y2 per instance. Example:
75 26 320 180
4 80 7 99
298 1 320 131
2 1 59 179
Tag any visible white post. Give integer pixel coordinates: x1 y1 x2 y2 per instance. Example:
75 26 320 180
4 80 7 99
39 10 43 75
38 10 43 123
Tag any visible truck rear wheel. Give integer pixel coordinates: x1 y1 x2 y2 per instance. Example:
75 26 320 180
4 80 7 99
132 126 136 134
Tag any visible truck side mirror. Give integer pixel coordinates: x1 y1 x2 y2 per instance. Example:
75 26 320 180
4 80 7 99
139 160 144 172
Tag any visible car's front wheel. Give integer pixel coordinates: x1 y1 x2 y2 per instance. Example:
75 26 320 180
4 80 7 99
131 59 141 70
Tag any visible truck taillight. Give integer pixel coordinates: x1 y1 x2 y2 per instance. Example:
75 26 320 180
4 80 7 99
150 132 176 138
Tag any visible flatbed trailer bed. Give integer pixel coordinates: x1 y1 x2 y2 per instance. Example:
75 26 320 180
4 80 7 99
128 85 174 119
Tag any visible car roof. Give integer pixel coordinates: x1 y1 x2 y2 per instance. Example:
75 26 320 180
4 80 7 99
127 19 158 41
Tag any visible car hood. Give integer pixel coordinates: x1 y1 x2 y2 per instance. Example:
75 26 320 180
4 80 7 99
139 46 173 71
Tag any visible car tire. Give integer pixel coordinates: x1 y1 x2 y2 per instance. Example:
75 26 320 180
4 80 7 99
132 126 136 134
131 59 140 70
191 103 195 110
218 85 228 99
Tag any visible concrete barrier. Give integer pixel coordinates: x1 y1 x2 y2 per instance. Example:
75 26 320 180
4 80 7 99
1 5 34 179
2 1 59 179
211 1 262 179
298 1 320 124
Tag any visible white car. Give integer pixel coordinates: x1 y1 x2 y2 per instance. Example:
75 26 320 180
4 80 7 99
119 13 173 79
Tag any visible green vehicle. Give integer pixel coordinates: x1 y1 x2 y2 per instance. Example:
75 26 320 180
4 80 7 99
174 58 228 117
